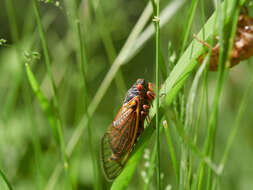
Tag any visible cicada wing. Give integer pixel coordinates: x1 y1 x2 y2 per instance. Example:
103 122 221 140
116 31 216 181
101 130 124 181
101 98 140 181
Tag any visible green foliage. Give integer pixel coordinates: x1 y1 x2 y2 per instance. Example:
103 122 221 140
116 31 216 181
1 0 253 190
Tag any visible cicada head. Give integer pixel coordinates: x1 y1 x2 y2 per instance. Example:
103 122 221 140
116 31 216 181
133 78 155 102
123 78 149 104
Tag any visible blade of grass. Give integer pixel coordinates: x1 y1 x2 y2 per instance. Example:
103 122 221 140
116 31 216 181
150 0 168 80
150 0 162 188
182 54 210 190
154 0 161 187
197 0 241 189
23 84 45 189
163 120 179 184
0 169 13 190
64 0 100 189
212 63 253 189
219 64 253 175
89 0 127 96
5 0 18 42
3 0 23 120
179 0 199 57
31 0 72 187
127 0 185 63
206 5 241 189
168 116 220 176
144 142 158 190
25 62 58 139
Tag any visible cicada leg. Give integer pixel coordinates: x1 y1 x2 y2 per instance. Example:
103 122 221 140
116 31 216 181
147 83 155 101
193 34 212 48
193 34 220 52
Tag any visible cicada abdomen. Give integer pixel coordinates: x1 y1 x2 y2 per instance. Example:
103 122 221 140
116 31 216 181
101 79 155 181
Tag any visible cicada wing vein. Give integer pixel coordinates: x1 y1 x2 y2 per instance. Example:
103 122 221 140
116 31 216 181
101 97 140 181
101 132 124 181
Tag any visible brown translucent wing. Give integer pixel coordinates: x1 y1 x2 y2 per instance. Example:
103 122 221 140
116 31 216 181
101 97 140 181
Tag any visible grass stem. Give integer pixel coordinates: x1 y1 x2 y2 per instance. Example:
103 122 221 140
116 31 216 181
153 0 161 188
31 0 71 188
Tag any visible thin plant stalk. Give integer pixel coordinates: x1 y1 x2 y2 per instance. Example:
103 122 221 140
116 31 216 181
163 120 179 183
220 64 253 170
31 0 71 187
23 78 45 189
150 0 168 80
178 0 199 188
212 64 253 190
5 0 18 42
89 0 127 96
184 54 211 190
153 0 161 188
179 0 199 57
3 0 23 119
206 2 240 190
144 124 164 190
71 0 100 189
0 169 13 190
197 0 240 189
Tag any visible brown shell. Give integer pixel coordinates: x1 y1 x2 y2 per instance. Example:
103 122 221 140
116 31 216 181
197 11 253 71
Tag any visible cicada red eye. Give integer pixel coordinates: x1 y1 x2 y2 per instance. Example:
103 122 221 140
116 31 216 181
136 84 142 91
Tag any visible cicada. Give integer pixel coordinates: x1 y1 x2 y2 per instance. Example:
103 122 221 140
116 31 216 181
101 79 155 181
195 8 253 71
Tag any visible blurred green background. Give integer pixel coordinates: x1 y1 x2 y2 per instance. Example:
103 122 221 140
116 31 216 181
0 0 253 189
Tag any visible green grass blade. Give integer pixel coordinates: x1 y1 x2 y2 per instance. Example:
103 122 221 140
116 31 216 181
197 0 241 189
180 54 210 190
89 0 127 96
128 0 185 63
220 64 253 172
64 0 100 189
25 63 58 140
144 143 157 190
5 0 19 42
150 0 168 81
163 120 179 184
3 0 24 120
31 0 72 187
0 169 13 190
153 0 161 188
179 0 199 57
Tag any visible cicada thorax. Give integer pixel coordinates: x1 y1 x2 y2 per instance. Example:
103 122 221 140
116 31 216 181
196 9 253 71
101 79 155 181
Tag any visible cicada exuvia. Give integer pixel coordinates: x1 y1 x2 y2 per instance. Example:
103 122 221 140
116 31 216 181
195 7 253 71
101 78 155 181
